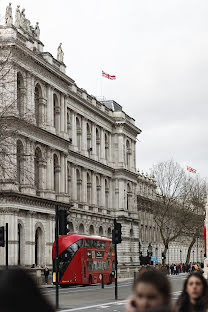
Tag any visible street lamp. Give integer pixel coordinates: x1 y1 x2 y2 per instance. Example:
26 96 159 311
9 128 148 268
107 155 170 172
147 243 152 257
193 250 195 263
155 247 158 264
180 250 182 263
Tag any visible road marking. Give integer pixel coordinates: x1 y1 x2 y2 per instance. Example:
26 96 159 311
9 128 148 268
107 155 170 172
59 300 126 311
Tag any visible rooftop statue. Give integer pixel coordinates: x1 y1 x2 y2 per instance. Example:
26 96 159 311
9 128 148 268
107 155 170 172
57 43 64 63
5 3 13 26
15 5 21 28
20 8 26 29
34 22 40 40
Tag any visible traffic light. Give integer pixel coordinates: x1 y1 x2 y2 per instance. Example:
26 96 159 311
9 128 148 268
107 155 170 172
0 226 5 247
112 222 122 244
161 252 166 260
59 210 68 235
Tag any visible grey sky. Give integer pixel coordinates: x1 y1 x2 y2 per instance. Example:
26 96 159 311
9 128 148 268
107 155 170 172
1 0 207 177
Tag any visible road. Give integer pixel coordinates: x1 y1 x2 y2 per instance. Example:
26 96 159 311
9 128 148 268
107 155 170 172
42 274 187 311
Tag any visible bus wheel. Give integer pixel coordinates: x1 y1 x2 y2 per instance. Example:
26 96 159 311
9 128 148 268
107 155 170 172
89 275 92 285
108 274 112 285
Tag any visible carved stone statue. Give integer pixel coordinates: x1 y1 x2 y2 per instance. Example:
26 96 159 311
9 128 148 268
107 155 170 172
25 19 31 34
57 43 64 63
15 5 21 28
34 22 40 40
20 8 26 29
5 3 13 26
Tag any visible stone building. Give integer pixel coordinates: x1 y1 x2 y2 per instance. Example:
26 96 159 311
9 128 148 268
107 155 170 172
0 4 141 270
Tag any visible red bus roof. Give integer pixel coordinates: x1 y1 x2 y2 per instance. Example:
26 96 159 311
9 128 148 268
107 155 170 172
52 234 112 256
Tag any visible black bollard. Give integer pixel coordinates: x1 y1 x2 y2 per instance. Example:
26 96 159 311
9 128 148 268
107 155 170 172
102 274 104 288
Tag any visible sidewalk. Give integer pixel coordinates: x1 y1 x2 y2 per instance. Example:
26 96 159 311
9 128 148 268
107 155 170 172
40 277 133 288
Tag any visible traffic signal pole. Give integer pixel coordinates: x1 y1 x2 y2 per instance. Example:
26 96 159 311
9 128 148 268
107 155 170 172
55 205 59 310
114 242 118 300
5 223 8 269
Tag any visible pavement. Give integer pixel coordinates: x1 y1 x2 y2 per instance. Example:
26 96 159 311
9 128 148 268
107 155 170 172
41 273 187 311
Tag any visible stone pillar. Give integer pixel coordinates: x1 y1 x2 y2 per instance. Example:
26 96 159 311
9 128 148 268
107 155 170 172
45 148 55 199
47 86 55 132
100 176 105 208
71 166 77 200
91 173 96 205
91 124 96 159
118 134 124 168
55 105 61 135
71 112 77 149
82 118 87 155
60 94 65 135
108 134 112 163
39 158 47 195
39 98 47 129
100 129 105 162
82 169 87 203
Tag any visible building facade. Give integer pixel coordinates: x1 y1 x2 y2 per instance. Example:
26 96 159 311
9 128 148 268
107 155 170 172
0 5 141 270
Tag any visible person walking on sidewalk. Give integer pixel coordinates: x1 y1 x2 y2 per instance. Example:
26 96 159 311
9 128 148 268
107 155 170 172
44 266 50 284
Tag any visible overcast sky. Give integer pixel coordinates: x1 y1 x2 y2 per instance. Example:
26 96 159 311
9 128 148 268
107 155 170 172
1 0 207 177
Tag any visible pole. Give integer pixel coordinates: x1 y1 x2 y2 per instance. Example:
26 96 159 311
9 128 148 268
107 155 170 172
101 274 104 289
114 219 118 300
55 205 59 310
6 223 8 269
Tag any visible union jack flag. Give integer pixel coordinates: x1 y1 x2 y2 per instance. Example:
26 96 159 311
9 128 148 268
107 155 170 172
187 166 197 173
102 70 116 80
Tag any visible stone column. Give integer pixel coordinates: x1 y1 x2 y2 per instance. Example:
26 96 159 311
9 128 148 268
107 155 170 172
60 153 65 193
82 118 87 155
71 112 77 148
71 166 77 200
91 124 96 159
39 98 47 129
91 173 96 205
47 85 55 132
55 106 61 135
100 176 105 208
108 134 112 164
118 134 124 168
60 94 65 135
82 169 87 204
100 129 105 161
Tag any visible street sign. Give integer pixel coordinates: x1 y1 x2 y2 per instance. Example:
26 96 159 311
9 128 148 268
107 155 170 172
151 257 157 261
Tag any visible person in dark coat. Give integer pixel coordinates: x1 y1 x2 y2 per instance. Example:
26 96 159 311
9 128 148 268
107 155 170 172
44 266 50 284
176 272 208 312
0 268 55 312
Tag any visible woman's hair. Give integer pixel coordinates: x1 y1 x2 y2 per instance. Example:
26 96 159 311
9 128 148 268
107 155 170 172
0 268 55 312
133 269 171 305
176 272 208 311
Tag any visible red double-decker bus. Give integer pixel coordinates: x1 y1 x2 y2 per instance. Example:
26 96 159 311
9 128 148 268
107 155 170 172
52 234 115 286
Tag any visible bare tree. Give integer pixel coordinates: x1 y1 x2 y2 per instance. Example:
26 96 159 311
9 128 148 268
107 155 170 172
183 175 207 263
151 159 189 264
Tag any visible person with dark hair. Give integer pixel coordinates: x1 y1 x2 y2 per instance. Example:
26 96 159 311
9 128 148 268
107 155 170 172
0 268 55 312
176 272 208 312
125 269 172 312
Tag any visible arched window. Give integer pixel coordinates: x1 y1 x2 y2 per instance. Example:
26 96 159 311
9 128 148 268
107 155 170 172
87 172 91 203
34 147 42 193
68 222 74 233
96 176 100 206
76 169 82 202
17 72 24 117
53 94 59 131
105 133 109 160
76 117 81 151
96 128 100 158
34 84 42 126
105 179 109 209
89 225 94 235
17 140 24 187
18 223 23 265
35 227 43 265
126 140 131 167
79 223 84 234
99 226 103 236
53 154 59 193
87 123 91 152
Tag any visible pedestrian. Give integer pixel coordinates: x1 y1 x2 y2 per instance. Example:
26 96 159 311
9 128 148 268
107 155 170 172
125 269 172 312
0 268 55 312
175 271 208 312
44 265 50 284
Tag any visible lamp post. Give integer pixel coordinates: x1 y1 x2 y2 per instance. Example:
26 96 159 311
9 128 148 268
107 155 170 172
139 242 142 264
155 247 158 264
147 243 152 264
193 250 195 263
180 250 182 263
201 250 202 263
